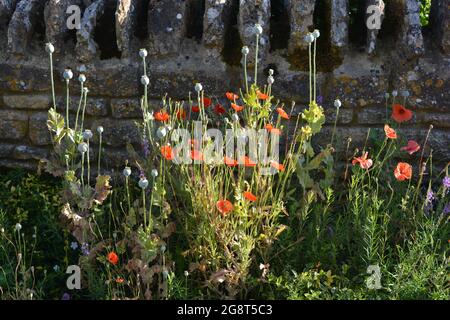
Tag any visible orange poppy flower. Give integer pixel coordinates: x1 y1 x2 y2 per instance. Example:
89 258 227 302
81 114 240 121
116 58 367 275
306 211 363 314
226 92 239 101
400 140 420 155
394 162 412 181
191 149 204 161
384 124 397 139
243 191 257 202
188 139 200 148
216 199 233 216
352 152 373 169
276 108 290 120
392 104 413 123
265 124 281 135
192 105 200 113
257 90 269 100
203 97 212 107
115 277 125 284
270 161 285 172
241 155 256 167
154 111 170 122
176 109 186 120
160 145 175 160
224 156 238 167
231 103 244 112
107 252 119 265
214 104 226 115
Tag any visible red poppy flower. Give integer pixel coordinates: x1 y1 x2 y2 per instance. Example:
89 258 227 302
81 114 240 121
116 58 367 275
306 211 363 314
216 199 233 216
154 111 170 122
160 145 175 160
231 103 244 112
176 109 186 120
192 105 200 113
392 104 413 123
203 97 212 107
191 149 204 161
276 108 290 120
188 139 200 148
394 162 412 181
115 277 125 284
240 156 257 167
226 92 239 101
257 90 269 100
214 104 226 115
352 152 373 169
270 161 285 172
107 252 119 265
224 156 238 167
243 191 257 202
265 124 281 135
400 140 420 155
384 124 397 139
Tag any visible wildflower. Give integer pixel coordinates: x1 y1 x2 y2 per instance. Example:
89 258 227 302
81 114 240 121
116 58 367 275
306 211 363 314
151 169 158 178
224 156 238 167
214 104 226 115
138 177 149 189
226 92 239 101
156 126 168 139
123 166 131 177
97 126 104 134
304 33 314 43
276 107 290 120
241 46 249 55
83 129 93 140
190 149 204 161
176 109 186 119
45 43 55 53
334 99 342 109
139 48 148 58
257 90 269 100
254 23 263 35
15 223 22 232
61 293 70 300
241 156 256 167
270 161 285 172
115 277 125 284
243 191 257 202
160 145 175 160
81 243 90 256
78 142 88 154
352 152 373 169
394 162 412 181
231 103 244 112
426 189 435 205
78 74 86 83
154 110 170 122
384 124 397 139
191 105 200 113
107 252 119 265
392 104 413 123
216 200 234 216
265 124 281 135
443 203 450 215
203 97 212 107
194 83 203 92
141 75 150 85
63 69 73 80
312 29 320 39
400 140 420 155
442 176 450 189
70 242 78 250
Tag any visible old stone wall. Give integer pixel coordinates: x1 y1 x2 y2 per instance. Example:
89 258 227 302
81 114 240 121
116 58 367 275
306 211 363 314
0 0 449 172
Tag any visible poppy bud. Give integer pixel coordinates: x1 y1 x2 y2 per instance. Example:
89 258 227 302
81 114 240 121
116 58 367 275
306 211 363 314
123 167 131 177
231 113 239 122
63 69 73 80
141 75 150 86
83 87 89 94
83 129 93 140
78 142 88 154
139 177 149 189
78 74 86 83
254 23 263 35
151 169 158 178
195 83 203 92
15 223 22 232
241 46 249 55
392 90 398 97
139 48 148 58
334 99 342 109
304 33 314 43
45 43 55 53
97 126 104 134
312 29 320 39
267 76 274 85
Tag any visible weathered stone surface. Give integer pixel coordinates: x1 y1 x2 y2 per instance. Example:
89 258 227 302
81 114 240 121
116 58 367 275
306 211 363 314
7 0 45 55
330 0 349 49
203 0 231 49
238 0 270 65
357 106 387 124
147 0 187 57
0 159 38 170
116 0 140 58
76 0 106 62
398 0 424 58
90 119 140 147
111 98 142 118
3 94 52 109
366 0 385 55
0 0 18 26
324 107 354 125
44 0 83 53
0 109 28 140
417 112 450 128
430 0 450 53
287 0 315 53
56 96 108 116
0 143 15 157
13 144 49 160
29 112 51 146
0 63 51 92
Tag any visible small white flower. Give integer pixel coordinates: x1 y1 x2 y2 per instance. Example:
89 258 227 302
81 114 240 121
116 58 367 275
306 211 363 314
78 74 86 83
231 113 239 122
195 83 203 92
78 142 88 154
151 169 158 178
15 223 22 232
63 69 73 80
156 126 167 139
83 129 93 140
139 48 148 58
267 75 274 85
141 75 150 86
70 242 78 250
241 46 249 55
139 177 149 189
254 23 263 35
334 99 342 109
304 33 314 43
312 29 320 39
123 166 131 177
184 270 189 277
45 43 55 54
97 126 104 134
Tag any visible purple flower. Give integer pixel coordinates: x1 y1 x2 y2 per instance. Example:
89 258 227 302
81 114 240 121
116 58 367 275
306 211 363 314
443 203 450 215
443 176 450 189
142 135 150 157
81 243 90 256
426 189 435 205
61 293 70 300
316 95 323 105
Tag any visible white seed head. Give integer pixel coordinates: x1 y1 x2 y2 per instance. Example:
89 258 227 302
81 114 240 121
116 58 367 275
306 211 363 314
184 270 189 277
1 227 4 233
304 33 315 43
231 113 239 122
241 46 249 55
15 223 22 232
156 126 167 139
97 126 104 134
195 82 203 92
78 74 86 83
151 169 158 178
139 177 149 189
139 48 148 58
334 99 342 108
83 129 93 140
63 69 73 80
392 90 398 97
268 69 274 76
123 166 131 177
78 142 88 154
312 29 321 39
267 75 275 85
141 75 150 86
45 43 55 54
254 23 263 35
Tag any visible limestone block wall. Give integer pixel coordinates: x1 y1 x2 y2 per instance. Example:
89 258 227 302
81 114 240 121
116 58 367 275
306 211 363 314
0 0 449 171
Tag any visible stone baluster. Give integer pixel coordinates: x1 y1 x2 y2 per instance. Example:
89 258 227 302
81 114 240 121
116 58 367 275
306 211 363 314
330 0 349 51
287 0 315 54
430 0 450 53
203 0 232 50
116 0 140 58
399 0 424 58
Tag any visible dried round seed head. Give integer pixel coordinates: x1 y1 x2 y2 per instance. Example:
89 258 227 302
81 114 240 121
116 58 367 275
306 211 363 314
78 74 86 83
334 99 342 108
141 75 150 86
267 75 275 85
83 129 93 140
195 82 203 92
312 29 320 39
304 33 315 43
45 43 55 54
241 46 249 55
97 126 104 134
139 48 148 58
78 142 88 154
151 169 159 178
63 69 73 80
254 23 263 35
138 177 149 189
123 167 131 177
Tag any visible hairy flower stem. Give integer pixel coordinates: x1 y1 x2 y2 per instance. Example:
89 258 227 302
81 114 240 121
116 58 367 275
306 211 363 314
49 53 56 109
65 80 70 129
254 34 259 86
